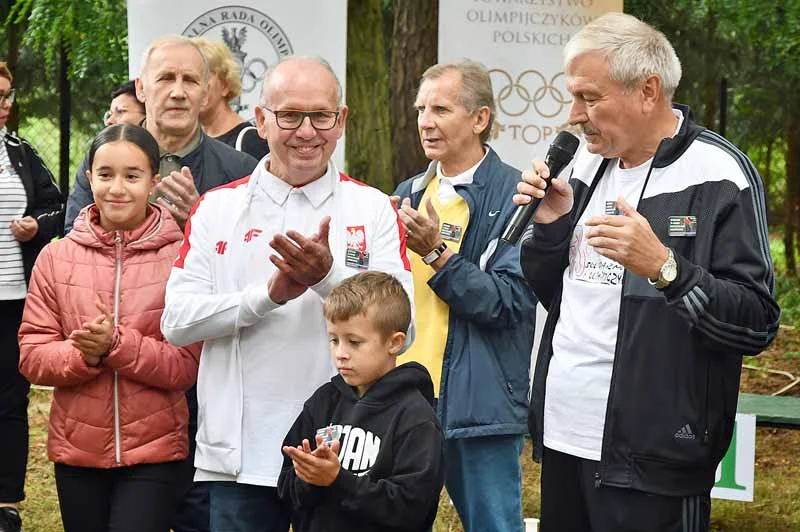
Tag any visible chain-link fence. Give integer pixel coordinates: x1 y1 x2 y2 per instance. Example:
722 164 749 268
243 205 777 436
17 117 99 195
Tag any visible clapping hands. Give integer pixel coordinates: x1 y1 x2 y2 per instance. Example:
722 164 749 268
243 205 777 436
267 216 334 304
282 435 342 487
69 299 115 367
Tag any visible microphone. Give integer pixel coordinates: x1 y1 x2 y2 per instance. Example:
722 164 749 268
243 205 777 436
501 131 580 245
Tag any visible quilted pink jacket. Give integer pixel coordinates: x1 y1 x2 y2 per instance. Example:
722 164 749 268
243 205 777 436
19 204 201 468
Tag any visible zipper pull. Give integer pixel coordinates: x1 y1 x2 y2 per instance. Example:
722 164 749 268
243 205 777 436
703 429 709 444
594 472 602 488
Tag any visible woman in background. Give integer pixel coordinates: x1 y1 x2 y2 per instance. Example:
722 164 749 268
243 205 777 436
18 123 200 532
193 37 269 160
0 60 62 532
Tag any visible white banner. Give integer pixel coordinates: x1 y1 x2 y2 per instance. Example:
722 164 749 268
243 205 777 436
439 1 622 374
126 0 348 167
438 0 623 169
712 413 756 502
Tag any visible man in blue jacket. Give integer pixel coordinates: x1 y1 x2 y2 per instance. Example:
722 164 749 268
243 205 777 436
392 59 536 532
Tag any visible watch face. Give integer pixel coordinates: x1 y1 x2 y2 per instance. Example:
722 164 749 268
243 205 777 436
662 257 678 282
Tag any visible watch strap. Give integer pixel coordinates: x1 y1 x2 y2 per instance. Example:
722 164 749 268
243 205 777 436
422 242 448 265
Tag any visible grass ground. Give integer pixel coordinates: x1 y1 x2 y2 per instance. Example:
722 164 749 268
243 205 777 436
19 327 800 531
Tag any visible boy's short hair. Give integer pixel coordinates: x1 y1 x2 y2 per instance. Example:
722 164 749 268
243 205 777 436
324 272 411 339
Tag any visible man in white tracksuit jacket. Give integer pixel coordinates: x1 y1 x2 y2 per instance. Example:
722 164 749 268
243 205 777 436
161 56 413 532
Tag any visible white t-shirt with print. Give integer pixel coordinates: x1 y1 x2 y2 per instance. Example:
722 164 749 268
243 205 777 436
544 112 684 461
543 158 650 461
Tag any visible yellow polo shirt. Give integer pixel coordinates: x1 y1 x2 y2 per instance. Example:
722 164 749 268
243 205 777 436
403 177 470 397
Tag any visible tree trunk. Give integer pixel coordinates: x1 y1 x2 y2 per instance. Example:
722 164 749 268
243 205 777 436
58 43 71 199
702 12 717 129
390 0 438 187
784 226 795 276
345 0 393 193
763 140 773 222
763 140 773 192
786 110 800 276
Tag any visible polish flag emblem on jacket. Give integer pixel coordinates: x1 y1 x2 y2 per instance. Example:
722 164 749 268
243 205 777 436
347 226 366 252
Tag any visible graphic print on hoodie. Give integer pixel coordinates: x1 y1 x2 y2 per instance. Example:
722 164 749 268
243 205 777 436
278 361 445 532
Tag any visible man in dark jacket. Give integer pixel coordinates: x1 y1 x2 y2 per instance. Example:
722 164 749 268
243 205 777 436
63 36 258 532
64 35 257 233
514 13 780 532
392 60 536 532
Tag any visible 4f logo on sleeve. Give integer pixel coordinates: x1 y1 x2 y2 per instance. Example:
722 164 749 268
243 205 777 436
215 241 228 255
345 225 369 269
244 228 262 243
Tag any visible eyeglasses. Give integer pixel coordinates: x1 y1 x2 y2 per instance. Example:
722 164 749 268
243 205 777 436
261 107 340 131
0 89 16 107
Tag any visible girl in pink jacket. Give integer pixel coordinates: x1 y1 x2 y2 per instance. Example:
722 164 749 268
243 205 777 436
18 124 201 532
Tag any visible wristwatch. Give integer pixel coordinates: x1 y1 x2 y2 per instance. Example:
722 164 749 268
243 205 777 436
422 242 448 265
648 247 678 289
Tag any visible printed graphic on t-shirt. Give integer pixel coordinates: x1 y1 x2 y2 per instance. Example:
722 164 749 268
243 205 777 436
568 225 624 286
316 424 382 477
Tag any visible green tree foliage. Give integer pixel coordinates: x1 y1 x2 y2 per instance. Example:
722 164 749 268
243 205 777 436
6 0 129 131
713 0 800 274
10 0 127 80
625 0 737 131
627 0 800 274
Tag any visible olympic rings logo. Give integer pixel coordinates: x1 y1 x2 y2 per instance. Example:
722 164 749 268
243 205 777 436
489 68 572 119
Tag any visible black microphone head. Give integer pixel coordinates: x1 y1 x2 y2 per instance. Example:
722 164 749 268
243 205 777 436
545 131 580 169
500 131 578 245
552 130 580 153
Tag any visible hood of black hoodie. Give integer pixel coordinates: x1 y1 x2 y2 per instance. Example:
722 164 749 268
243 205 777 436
331 361 435 409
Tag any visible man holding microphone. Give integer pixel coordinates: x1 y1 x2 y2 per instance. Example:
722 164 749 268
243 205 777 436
514 12 779 532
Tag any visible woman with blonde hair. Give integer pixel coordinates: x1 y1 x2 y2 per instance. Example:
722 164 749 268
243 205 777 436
192 37 269 160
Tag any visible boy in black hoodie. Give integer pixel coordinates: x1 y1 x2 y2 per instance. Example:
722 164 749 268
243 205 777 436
278 271 445 532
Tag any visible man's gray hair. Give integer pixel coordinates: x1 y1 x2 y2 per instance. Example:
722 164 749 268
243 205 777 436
140 35 210 86
564 12 682 100
260 55 343 107
420 59 495 144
